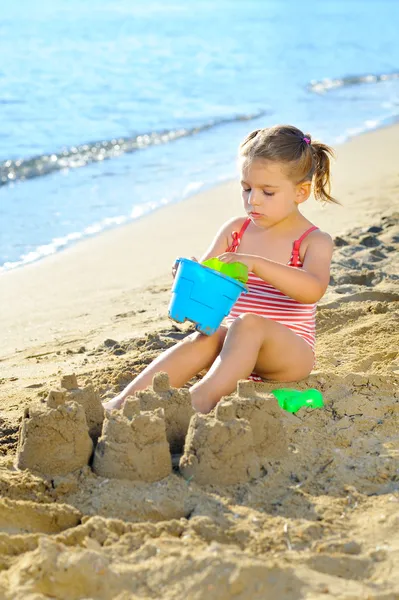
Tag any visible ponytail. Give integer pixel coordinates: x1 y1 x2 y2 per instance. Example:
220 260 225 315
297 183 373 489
305 136 339 204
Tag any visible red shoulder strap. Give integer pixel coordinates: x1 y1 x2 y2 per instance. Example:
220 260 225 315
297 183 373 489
226 218 251 252
291 225 318 266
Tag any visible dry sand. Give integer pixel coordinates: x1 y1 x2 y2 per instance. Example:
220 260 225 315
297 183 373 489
0 124 398 599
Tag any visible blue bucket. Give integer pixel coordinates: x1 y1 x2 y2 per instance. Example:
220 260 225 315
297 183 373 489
168 258 247 335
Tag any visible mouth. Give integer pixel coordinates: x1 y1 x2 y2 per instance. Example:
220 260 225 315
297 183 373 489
249 212 263 218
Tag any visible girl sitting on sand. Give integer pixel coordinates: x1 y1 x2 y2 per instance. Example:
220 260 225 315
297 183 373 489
103 125 336 414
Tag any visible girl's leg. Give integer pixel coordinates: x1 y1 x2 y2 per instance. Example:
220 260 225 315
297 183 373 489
190 313 314 413
102 326 228 410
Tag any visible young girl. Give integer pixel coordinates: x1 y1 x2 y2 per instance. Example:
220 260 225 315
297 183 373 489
103 125 335 414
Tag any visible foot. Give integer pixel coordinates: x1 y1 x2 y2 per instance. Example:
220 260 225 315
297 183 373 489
102 393 126 413
190 389 216 414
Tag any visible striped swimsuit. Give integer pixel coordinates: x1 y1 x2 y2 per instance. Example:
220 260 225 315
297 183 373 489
225 219 318 372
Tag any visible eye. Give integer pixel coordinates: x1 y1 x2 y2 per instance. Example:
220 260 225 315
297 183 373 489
241 187 274 197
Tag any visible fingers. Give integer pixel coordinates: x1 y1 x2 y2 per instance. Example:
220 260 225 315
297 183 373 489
172 256 198 278
172 259 178 278
216 253 230 262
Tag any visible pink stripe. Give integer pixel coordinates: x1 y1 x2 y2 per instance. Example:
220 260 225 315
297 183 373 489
231 306 315 319
233 299 315 312
231 299 316 311
240 295 313 309
229 311 315 324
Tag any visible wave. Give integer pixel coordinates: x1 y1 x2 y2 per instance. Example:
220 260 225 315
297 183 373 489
0 110 268 187
0 196 172 273
308 70 399 94
0 176 217 273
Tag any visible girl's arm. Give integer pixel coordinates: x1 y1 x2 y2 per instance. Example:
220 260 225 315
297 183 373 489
199 216 246 263
218 231 334 304
172 216 245 278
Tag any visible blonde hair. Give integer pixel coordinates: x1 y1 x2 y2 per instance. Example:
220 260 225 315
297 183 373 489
239 125 338 204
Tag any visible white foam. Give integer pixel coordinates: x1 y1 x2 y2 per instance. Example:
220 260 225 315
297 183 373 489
0 195 176 274
182 181 204 197
330 114 390 145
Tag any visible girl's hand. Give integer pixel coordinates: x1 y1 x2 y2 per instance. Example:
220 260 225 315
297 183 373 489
172 256 198 278
216 252 256 272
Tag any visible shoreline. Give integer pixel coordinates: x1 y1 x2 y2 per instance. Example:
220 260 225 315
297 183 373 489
2 117 399 279
1 122 399 359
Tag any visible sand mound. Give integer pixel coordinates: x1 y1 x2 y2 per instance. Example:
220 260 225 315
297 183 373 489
0 497 81 535
317 212 399 375
0 535 324 600
0 212 398 598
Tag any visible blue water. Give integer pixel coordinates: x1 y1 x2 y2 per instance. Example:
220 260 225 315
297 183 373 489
1 0 399 271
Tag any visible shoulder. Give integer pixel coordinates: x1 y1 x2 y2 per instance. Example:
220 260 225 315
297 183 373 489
221 215 248 232
301 228 334 262
200 215 249 262
222 215 249 248
307 228 333 246
315 229 334 252
211 215 248 241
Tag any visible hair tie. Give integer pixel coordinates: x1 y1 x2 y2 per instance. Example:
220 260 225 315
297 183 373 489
303 136 311 145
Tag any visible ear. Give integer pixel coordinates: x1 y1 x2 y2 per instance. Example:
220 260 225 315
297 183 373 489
295 181 312 204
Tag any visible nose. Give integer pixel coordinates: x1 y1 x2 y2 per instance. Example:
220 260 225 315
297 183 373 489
248 189 262 207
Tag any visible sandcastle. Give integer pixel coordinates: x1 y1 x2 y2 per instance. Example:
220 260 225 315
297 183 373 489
93 406 172 482
15 400 93 477
15 373 175 483
223 380 291 464
179 411 261 485
125 372 195 453
15 372 291 486
179 381 290 484
16 374 106 477
58 374 105 441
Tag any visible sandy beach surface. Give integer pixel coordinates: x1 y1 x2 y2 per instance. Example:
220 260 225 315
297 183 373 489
0 124 398 599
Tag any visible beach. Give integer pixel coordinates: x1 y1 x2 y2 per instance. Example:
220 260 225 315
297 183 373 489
0 123 398 599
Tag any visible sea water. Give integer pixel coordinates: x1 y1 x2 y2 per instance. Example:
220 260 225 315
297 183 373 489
1 0 398 271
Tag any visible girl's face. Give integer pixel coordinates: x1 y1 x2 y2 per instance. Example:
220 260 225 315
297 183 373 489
240 158 310 226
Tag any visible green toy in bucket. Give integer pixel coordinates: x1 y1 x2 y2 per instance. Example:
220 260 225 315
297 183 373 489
202 258 249 284
271 388 324 413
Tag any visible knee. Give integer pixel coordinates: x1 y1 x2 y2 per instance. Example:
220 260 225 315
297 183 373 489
232 313 264 332
182 327 226 349
228 313 270 345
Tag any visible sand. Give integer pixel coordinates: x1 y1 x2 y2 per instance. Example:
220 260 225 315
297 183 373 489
0 124 398 599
